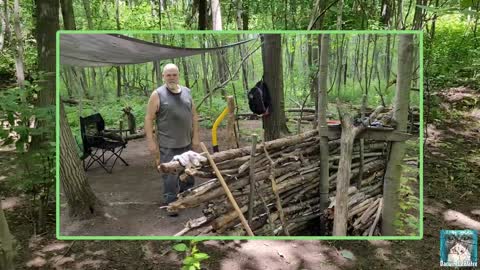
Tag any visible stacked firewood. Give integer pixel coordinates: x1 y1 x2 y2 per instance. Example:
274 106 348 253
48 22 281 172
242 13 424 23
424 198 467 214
166 129 388 236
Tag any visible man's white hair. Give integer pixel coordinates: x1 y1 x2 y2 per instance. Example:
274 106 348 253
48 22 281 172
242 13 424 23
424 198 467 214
162 63 179 74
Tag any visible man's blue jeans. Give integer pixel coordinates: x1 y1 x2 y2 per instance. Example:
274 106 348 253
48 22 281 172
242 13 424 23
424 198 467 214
160 145 195 204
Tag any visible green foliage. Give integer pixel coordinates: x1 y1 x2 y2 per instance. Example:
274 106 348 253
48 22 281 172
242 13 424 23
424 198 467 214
394 160 420 236
426 15 480 89
173 240 210 270
0 82 56 232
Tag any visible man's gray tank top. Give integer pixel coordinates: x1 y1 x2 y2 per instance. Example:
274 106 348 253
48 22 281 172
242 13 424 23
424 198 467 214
155 85 193 148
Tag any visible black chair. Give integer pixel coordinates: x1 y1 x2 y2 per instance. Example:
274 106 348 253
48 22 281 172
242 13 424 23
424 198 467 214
80 113 129 173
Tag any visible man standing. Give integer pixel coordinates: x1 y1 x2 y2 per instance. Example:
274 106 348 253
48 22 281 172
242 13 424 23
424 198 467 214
145 63 203 216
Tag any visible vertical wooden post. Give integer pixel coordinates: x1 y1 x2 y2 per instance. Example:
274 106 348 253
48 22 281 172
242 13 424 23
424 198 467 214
247 134 257 225
226 96 238 149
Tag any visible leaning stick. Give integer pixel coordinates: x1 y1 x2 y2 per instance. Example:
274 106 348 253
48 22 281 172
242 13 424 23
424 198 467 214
368 198 383 236
200 142 255 236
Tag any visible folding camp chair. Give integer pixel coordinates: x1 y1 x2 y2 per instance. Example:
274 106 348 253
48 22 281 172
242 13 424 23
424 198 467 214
80 113 129 173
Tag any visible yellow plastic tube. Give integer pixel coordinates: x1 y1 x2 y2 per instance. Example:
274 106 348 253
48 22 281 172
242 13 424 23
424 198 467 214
211 107 229 152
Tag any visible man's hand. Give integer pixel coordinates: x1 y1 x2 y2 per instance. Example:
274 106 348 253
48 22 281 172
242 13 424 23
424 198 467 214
172 151 207 167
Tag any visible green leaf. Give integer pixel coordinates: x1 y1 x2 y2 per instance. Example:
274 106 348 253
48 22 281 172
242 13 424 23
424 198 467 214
173 243 188 252
189 265 197 270
340 250 355 260
193 252 209 260
183 256 195 265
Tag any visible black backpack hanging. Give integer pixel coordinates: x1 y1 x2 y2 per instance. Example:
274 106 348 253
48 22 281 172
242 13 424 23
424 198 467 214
247 77 271 115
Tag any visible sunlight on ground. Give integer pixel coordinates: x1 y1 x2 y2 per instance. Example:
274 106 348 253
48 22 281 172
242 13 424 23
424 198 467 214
50 255 75 268
1 196 22 210
75 259 109 269
443 209 480 230
204 240 351 270
41 242 69 252
425 124 444 150
26 257 47 268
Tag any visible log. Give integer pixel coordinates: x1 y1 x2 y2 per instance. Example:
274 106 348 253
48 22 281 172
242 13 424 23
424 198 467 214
200 143 254 236
160 130 318 174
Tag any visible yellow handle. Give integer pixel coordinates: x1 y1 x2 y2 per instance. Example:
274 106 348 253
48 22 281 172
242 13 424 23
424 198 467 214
212 107 229 152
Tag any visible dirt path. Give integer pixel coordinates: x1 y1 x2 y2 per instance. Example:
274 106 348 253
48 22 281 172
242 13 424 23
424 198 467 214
6 87 480 269
60 120 264 236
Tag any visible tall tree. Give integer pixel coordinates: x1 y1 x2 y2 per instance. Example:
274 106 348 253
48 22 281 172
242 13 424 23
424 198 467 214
115 0 121 97
198 0 207 30
34 0 58 114
0 0 8 51
382 34 414 235
211 0 222 30
12 0 25 87
60 0 76 29
60 103 102 217
318 34 330 214
261 34 289 141
81 0 93 29
0 200 15 270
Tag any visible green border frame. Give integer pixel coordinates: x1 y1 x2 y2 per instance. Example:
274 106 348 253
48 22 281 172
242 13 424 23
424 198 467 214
56 30 424 241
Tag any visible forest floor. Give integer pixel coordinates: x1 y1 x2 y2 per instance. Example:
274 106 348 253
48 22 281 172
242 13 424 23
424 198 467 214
2 86 479 269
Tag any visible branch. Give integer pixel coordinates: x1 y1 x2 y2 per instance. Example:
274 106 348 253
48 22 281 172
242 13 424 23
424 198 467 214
307 0 339 30
196 41 262 109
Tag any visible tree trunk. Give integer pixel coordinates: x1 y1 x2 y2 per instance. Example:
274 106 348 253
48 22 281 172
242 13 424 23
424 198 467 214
60 102 102 218
318 34 330 213
412 0 426 30
116 66 122 97
332 108 356 236
0 200 15 270
13 0 25 87
261 34 289 141
235 0 243 30
396 0 403 29
380 0 392 27
211 0 222 30
81 0 93 29
60 0 76 30
336 35 345 96
0 0 8 51
382 34 414 235
242 0 249 30
33 0 58 123
336 0 343 29
198 0 207 30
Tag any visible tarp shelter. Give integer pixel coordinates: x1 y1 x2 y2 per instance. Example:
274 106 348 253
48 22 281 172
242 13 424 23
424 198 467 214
60 34 255 67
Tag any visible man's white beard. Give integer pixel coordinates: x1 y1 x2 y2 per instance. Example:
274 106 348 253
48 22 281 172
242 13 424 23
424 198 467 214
167 82 178 89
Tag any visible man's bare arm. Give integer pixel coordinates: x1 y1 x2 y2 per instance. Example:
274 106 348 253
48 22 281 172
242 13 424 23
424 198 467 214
145 91 160 167
192 102 200 151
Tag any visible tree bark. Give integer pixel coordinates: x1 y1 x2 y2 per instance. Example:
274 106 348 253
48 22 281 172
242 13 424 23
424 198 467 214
13 0 25 87
60 0 76 30
60 103 102 218
81 0 93 29
198 0 207 30
318 34 330 213
0 200 15 270
211 0 222 30
261 34 289 141
33 0 58 130
0 0 7 51
382 34 414 235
